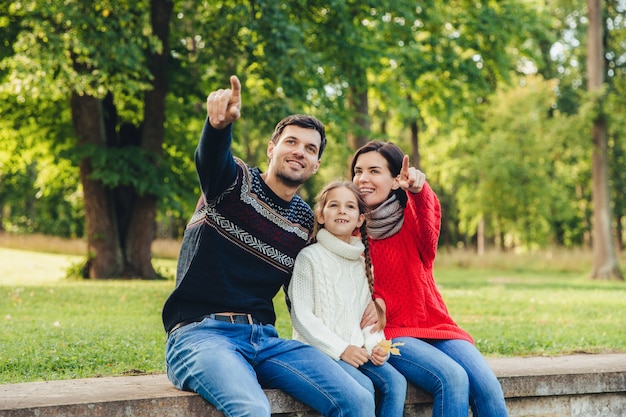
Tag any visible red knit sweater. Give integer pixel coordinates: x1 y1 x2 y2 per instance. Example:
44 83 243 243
370 183 474 344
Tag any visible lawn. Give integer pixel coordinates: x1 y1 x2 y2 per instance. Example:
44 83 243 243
1 245 625 384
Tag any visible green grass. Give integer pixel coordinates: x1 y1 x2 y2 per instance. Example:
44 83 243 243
434 268 625 356
1 246 625 384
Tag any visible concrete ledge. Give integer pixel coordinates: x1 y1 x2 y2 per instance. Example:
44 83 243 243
1 354 625 417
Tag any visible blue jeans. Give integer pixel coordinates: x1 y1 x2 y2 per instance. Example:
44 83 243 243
166 317 376 417
337 359 407 417
388 338 508 417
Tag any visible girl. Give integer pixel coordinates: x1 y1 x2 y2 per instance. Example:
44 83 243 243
288 181 407 417
352 141 508 417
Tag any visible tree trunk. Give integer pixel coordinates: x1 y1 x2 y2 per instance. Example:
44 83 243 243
617 212 624 252
70 93 123 278
404 94 421 168
587 0 623 280
123 0 174 279
347 76 370 151
477 217 485 256
409 118 420 170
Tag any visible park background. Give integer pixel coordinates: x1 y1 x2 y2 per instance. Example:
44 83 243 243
1 1 625 383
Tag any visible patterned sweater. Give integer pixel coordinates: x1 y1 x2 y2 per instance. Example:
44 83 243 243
162 120 314 333
289 228 384 360
370 183 474 344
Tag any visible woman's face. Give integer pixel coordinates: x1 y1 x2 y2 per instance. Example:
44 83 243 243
352 151 400 208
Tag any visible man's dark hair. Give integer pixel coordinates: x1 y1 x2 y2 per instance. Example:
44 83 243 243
271 115 327 159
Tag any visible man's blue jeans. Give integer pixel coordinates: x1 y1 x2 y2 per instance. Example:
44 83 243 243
388 338 508 417
337 358 407 417
166 317 376 417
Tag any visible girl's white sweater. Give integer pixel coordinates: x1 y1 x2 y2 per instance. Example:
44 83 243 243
289 228 384 360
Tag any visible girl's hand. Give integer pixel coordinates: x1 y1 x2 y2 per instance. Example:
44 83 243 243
340 345 370 368
398 155 426 194
370 345 388 366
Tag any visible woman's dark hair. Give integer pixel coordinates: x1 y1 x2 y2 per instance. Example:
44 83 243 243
350 140 408 207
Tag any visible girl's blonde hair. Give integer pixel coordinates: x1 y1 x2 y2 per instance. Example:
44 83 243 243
313 180 386 329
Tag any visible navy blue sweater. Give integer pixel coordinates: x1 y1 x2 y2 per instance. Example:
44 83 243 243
162 121 314 333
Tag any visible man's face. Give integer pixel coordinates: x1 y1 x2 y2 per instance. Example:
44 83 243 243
267 125 322 187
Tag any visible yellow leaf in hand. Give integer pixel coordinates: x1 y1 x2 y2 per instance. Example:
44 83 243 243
377 339 405 356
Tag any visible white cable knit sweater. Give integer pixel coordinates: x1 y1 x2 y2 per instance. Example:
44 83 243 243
288 228 385 361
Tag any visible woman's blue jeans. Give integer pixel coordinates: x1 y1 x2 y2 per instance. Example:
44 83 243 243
388 338 508 417
337 358 407 416
165 317 376 417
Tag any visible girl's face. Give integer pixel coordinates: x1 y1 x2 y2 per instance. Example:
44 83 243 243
317 186 365 243
352 151 400 208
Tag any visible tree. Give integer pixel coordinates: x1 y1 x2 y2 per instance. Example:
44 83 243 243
3 0 626 263
71 0 174 279
586 0 623 280
2 0 173 278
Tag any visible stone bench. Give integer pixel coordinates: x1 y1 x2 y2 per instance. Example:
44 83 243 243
1 354 625 417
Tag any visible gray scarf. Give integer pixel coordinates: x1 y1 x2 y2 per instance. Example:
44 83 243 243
367 194 404 240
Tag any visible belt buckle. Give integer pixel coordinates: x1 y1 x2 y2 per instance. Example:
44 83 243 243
234 313 253 324
223 313 253 324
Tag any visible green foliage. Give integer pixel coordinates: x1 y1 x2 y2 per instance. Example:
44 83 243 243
450 74 593 248
1 0 156 100
0 104 83 236
71 144 165 196
155 96 204 233
1 0 625 252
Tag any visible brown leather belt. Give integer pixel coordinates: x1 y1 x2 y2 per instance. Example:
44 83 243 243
168 313 260 335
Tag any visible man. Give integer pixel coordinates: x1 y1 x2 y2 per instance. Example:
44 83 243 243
162 75 376 417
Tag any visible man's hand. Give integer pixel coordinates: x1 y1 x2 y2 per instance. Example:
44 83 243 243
207 75 242 129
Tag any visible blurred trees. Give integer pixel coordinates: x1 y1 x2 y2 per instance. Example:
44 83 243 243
2 0 172 278
0 0 624 279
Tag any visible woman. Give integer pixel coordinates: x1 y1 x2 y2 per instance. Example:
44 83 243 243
352 141 508 417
